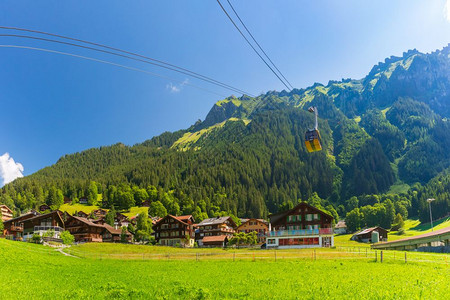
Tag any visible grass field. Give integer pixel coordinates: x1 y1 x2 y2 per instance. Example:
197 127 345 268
0 239 448 299
59 203 147 218
335 218 450 244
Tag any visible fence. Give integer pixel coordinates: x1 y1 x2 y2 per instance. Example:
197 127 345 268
63 246 449 265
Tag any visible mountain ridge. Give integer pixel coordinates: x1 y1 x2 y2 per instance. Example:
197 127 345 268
1 45 449 224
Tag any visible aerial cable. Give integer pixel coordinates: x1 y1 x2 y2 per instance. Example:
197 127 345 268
0 33 253 97
0 44 227 98
0 26 253 97
216 0 292 91
226 0 294 90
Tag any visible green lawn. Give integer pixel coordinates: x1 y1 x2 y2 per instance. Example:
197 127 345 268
59 203 101 214
122 206 148 218
0 238 448 299
59 203 148 218
335 218 450 245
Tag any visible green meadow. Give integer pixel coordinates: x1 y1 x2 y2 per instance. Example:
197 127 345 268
0 239 448 299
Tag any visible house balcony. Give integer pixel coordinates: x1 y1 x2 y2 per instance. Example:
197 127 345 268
10 225 23 232
268 228 333 237
34 226 64 232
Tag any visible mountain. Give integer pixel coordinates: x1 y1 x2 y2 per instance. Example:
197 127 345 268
1 45 450 224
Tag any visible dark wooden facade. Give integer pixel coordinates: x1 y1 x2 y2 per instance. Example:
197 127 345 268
22 211 65 241
102 224 132 243
237 218 269 244
195 216 237 247
269 202 333 231
3 211 40 239
153 215 195 247
65 215 104 242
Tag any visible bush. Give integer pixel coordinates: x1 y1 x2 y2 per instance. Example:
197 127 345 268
61 231 75 245
30 233 42 244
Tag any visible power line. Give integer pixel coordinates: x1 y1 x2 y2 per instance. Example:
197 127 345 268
226 0 294 90
0 26 254 97
0 33 252 96
216 0 292 91
0 44 227 98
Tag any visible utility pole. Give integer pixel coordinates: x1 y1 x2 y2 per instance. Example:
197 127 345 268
427 198 435 231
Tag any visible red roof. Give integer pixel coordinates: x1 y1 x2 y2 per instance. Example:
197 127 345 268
174 215 193 222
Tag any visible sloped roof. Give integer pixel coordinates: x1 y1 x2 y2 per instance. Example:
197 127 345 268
154 214 192 226
174 215 194 222
3 211 40 224
103 223 131 235
373 227 450 247
202 235 228 243
239 218 269 226
335 220 347 229
353 227 387 236
269 202 334 225
69 215 105 228
23 210 64 226
0 205 13 213
197 216 236 227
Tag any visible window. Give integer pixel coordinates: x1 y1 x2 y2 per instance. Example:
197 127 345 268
313 214 318 220
268 239 276 245
306 214 312 221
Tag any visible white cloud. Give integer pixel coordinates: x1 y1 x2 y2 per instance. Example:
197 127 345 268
0 153 24 186
445 0 450 22
166 78 189 93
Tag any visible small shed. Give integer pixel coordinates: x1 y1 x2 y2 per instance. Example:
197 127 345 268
334 220 347 235
201 235 229 248
351 227 388 243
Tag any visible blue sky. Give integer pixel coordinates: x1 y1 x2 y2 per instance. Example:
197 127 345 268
1 0 450 184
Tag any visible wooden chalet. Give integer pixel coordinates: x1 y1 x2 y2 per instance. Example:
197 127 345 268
92 209 108 218
3 211 40 240
115 212 130 228
103 224 132 243
195 216 236 247
351 227 388 243
22 210 65 242
153 215 195 247
0 205 13 222
267 202 334 249
237 218 269 244
63 196 72 204
79 197 88 204
93 212 131 229
65 215 105 242
334 220 347 235
202 235 229 247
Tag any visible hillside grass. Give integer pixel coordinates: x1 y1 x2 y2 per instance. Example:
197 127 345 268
0 238 448 299
336 218 450 244
122 206 148 218
59 203 148 218
59 203 101 214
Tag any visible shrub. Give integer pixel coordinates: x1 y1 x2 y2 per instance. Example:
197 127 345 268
30 233 42 244
61 231 75 245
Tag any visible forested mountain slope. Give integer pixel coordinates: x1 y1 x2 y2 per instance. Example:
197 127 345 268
1 45 449 225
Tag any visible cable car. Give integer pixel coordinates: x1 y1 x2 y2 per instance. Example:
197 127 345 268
305 106 322 153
